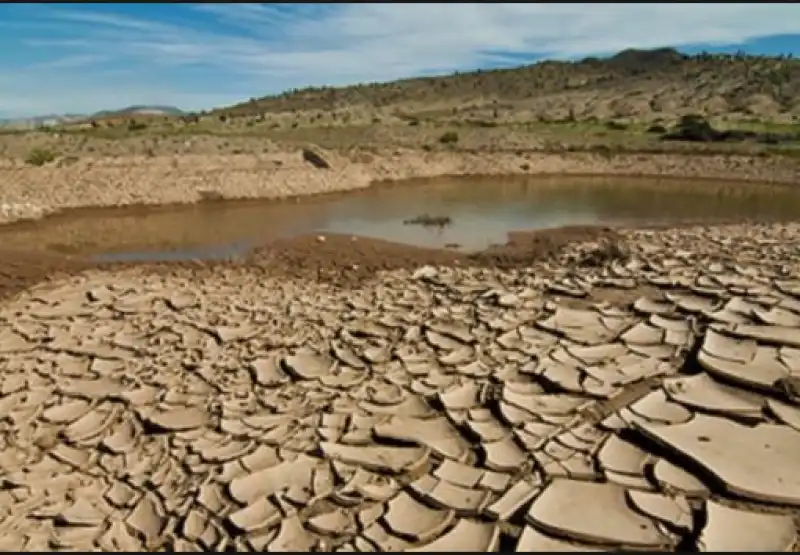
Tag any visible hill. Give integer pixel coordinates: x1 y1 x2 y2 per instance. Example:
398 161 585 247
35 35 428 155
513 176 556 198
0 114 85 129
92 105 184 119
212 48 799 124
0 106 184 129
8 48 799 162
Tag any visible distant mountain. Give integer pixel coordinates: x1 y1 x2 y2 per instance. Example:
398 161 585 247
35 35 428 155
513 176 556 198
0 105 185 129
0 114 84 129
92 105 185 119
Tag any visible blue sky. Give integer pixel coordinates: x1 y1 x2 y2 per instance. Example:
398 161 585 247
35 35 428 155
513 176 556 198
2 3 800 118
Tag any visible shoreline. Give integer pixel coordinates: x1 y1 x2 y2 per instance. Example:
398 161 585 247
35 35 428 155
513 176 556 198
0 147 798 224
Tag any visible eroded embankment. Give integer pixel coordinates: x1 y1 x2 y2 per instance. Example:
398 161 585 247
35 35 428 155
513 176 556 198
1 148 797 223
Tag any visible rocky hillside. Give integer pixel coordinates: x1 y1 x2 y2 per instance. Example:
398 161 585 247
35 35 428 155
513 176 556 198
214 48 800 123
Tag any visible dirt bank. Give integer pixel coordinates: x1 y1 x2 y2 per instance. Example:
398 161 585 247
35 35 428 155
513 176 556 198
1 148 798 224
245 225 620 287
0 226 620 303
0 246 94 292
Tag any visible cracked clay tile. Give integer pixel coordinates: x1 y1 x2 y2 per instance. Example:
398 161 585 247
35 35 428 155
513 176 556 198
527 478 674 549
699 500 796 552
382 491 455 543
405 518 500 552
636 414 800 505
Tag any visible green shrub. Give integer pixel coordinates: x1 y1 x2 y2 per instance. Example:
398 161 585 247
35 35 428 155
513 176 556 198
25 147 57 166
439 131 459 145
671 114 718 141
605 120 629 131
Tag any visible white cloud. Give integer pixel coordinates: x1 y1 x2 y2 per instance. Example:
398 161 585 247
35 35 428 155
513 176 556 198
3 3 800 118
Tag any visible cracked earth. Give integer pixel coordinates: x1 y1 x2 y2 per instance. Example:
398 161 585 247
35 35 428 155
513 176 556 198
0 222 799 551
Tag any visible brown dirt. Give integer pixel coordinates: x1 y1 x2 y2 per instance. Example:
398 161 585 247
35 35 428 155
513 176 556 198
233 225 619 288
0 249 90 302
0 226 619 302
470 226 618 269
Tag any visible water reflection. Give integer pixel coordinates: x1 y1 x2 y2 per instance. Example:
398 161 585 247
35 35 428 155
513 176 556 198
0 175 798 262
311 176 800 250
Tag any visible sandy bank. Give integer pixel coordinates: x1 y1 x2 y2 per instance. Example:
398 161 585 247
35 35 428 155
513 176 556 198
0 148 797 224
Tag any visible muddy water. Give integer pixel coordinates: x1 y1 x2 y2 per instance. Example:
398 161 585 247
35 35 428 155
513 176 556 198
1 175 799 262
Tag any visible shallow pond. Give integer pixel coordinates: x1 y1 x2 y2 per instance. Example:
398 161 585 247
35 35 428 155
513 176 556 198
1 175 799 262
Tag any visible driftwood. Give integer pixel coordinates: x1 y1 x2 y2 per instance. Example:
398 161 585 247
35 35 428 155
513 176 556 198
403 214 452 228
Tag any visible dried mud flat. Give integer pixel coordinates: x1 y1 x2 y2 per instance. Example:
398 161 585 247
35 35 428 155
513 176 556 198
0 222 800 551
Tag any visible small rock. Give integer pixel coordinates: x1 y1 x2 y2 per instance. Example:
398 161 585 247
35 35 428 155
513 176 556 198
498 294 520 308
302 147 332 169
413 266 438 280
